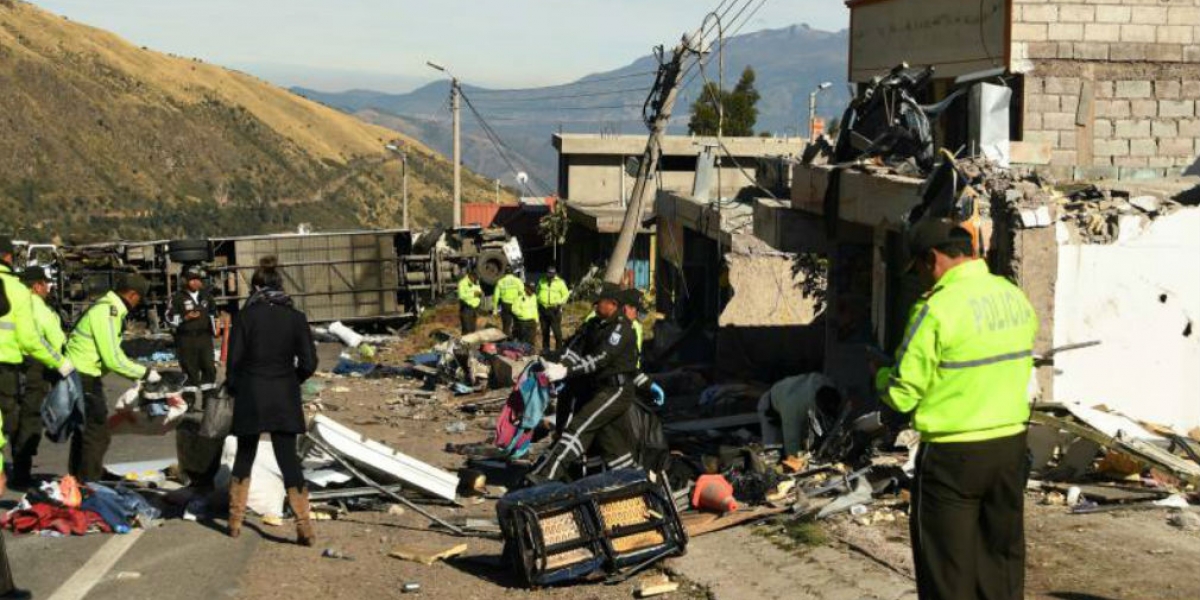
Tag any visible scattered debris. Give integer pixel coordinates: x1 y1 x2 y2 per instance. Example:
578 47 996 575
388 542 468 565
635 574 679 598
1168 511 1200 532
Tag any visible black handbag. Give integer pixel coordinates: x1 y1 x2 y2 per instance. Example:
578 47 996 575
198 384 234 439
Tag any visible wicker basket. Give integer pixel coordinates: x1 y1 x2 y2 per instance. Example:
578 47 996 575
598 495 665 553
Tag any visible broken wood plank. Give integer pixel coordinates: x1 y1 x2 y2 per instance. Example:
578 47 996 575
388 542 468 565
636 574 680 598
681 506 789 537
1031 412 1200 486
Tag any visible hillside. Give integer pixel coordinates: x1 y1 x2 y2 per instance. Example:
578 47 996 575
296 24 850 190
0 0 507 243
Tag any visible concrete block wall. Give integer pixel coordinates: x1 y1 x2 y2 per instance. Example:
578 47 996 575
1011 0 1200 179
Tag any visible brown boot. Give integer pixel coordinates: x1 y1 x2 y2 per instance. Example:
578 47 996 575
227 477 251 538
287 487 315 547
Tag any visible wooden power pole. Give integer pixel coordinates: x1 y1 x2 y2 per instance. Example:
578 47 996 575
603 36 696 285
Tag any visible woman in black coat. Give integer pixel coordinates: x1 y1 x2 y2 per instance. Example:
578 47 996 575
225 256 318 545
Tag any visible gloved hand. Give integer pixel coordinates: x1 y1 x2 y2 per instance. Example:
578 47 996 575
541 360 568 382
650 383 666 407
145 369 162 384
57 357 76 377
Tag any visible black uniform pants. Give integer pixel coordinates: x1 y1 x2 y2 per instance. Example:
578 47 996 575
460 304 478 334
911 432 1029 600
0 363 41 482
68 374 110 482
0 527 15 596
531 384 633 483
499 302 514 337
515 319 538 346
539 306 563 351
176 332 216 391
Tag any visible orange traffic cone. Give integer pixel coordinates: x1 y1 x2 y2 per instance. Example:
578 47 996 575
691 474 738 514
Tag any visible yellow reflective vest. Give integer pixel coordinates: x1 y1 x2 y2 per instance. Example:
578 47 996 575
512 291 539 322
0 264 63 368
495 274 523 305
32 294 66 358
457 276 482 309
876 260 1037 443
536 276 569 308
66 291 148 380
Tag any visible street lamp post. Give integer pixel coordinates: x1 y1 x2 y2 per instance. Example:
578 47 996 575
809 81 833 140
427 61 461 228
385 143 409 229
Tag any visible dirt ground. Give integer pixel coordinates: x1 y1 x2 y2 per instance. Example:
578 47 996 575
235 335 1200 600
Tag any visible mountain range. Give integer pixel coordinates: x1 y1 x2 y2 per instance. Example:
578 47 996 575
295 24 850 196
0 0 506 243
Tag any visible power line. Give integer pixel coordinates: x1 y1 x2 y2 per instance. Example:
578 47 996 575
471 86 653 104
678 0 771 100
470 103 645 112
469 70 659 95
460 89 554 196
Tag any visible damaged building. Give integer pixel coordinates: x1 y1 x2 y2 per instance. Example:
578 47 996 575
553 133 806 288
646 0 1200 434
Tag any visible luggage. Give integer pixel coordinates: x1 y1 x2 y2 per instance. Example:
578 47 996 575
42 371 85 443
497 469 687 587
494 361 551 458
198 385 233 439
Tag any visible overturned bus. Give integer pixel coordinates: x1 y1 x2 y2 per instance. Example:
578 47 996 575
17 226 522 329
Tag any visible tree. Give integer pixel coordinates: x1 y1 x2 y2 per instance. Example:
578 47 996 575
687 66 760 137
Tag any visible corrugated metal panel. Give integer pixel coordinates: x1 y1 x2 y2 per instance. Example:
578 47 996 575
232 232 398 322
461 203 503 228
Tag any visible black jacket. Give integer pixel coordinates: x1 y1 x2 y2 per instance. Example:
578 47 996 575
167 288 216 337
227 297 318 435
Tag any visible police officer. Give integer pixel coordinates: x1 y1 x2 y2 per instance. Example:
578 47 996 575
536 267 569 351
512 281 540 346
0 237 70 489
875 219 1037 600
65 274 161 481
529 283 641 483
15 268 66 486
166 266 217 397
0 417 32 599
457 271 483 334
494 267 522 337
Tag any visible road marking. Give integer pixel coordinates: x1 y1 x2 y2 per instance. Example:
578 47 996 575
47 529 145 600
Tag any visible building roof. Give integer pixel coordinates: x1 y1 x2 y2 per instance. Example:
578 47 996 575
563 201 653 234
553 134 807 158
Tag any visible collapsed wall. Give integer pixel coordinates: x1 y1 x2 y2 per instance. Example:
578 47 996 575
1052 205 1200 431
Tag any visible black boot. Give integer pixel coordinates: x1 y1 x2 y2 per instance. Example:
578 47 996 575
9 457 33 490
0 589 32 599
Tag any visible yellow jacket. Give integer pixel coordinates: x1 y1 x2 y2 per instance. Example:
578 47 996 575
0 265 63 368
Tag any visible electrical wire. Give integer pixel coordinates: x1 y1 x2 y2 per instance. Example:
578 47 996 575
459 88 554 196
471 86 653 104
678 0 770 98
469 70 659 95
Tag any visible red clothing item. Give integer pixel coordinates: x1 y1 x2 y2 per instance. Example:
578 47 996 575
1 503 112 536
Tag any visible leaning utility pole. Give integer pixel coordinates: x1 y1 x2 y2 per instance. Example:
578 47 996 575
451 79 462 228
603 35 697 284
428 61 463 228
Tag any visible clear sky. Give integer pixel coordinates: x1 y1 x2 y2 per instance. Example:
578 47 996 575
33 0 849 92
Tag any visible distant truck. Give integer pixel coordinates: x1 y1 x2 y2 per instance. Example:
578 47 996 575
15 226 523 329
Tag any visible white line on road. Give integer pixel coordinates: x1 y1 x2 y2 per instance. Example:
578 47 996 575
47 528 145 600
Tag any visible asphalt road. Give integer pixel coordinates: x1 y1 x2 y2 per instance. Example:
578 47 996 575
2 373 259 599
